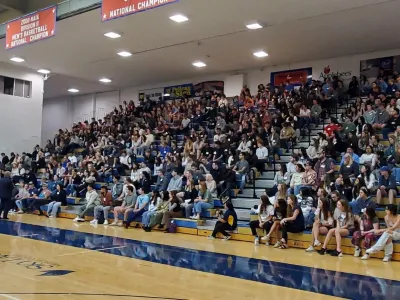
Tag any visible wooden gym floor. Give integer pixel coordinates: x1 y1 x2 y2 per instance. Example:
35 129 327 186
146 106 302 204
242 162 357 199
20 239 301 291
0 215 399 300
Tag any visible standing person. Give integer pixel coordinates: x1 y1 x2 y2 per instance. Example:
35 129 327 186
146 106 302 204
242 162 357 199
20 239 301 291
249 195 274 245
46 183 67 218
0 172 14 219
233 152 249 194
90 186 113 225
208 201 237 240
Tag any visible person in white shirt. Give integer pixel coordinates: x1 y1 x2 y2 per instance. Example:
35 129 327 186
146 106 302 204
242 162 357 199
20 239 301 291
299 104 311 131
359 145 377 170
119 151 130 168
237 135 251 153
255 142 269 174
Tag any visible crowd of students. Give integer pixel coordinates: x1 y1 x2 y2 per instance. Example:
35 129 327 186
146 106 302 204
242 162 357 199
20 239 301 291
0 68 399 262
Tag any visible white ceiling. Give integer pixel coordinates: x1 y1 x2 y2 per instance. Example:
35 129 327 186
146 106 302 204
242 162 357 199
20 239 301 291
0 0 399 99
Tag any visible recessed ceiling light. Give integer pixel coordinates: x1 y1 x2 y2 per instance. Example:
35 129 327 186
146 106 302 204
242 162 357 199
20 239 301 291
68 88 79 93
104 32 121 39
253 51 268 58
99 78 112 83
246 23 263 30
169 14 189 23
117 51 132 57
164 93 170 97
192 61 206 68
37 69 50 74
10 57 24 63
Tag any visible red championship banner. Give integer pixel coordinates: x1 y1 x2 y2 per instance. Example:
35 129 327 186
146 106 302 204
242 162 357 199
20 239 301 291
102 0 179 22
5 6 56 50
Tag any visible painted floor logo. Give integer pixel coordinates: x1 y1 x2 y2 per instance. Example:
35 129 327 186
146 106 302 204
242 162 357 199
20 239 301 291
0 253 74 276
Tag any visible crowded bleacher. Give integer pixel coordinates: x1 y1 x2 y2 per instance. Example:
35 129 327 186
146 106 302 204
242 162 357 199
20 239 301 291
1 70 400 263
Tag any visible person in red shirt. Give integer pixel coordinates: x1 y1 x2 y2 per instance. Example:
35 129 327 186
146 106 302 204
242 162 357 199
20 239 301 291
324 118 339 138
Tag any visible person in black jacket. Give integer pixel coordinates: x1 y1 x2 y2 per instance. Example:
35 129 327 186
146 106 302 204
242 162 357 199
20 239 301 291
0 171 15 219
46 183 67 218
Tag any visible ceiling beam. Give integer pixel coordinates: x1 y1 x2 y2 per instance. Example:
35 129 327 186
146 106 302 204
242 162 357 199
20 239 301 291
0 0 25 13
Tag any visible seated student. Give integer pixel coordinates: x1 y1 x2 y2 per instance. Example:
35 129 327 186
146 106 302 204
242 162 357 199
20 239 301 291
15 183 30 214
352 207 379 259
178 179 198 218
276 195 305 249
318 199 355 257
208 200 237 240
249 195 274 245
167 169 183 192
46 183 67 218
350 187 376 216
73 184 100 222
31 183 52 216
141 191 163 231
146 193 171 231
160 191 182 232
306 197 333 252
376 166 397 205
366 204 400 262
190 180 213 220
288 164 304 196
90 186 113 225
264 198 288 246
297 187 316 228
111 175 123 200
124 188 150 228
359 145 377 169
110 185 136 226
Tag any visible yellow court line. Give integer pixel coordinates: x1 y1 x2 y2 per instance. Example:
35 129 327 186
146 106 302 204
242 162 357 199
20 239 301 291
5 215 400 281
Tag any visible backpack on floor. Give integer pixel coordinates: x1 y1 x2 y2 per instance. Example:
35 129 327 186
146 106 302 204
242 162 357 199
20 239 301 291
97 211 105 225
168 220 177 233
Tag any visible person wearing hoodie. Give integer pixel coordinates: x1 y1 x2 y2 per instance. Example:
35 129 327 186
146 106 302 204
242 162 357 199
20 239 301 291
350 187 376 216
297 187 316 228
73 184 100 222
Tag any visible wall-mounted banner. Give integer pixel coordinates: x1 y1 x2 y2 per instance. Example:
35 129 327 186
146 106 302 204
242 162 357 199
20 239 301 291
271 68 312 87
5 6 57 50
138 88 164 102
102 0 179 22
193 81 225 95
164 84 193 99
360 56 399 81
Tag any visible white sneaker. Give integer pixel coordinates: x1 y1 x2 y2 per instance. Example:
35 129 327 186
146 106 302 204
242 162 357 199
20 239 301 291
73 217 80 222
305 246 314 252
17 211 24 214
383 255 392 262
313 240 321 247
261 235 269 241
354 248 361 257
90 219 98 225
208 235 215 240
273 241 281 248
109 221 118 226
361 254 370 260
254 237 259 246
365 248 377 255
49 215 54 218
117 222 123 227
103 220 109 225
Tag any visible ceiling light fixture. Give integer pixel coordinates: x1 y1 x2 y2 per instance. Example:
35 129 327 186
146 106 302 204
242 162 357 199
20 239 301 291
192 61 206 68
68 88 79 93
253 51 268 58
37 69 50 74
10 57 25 63
164 93 170 97
169 14 189 23
246 23 263 30
104 32 121 39
99 78 112 83
117 51 132 57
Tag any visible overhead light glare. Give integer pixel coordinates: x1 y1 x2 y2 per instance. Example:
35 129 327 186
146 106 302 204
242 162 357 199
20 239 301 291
68 88 79 93
246 23 263 30
104 32 121 39
10 57 24 63
164 94 170 97
117 51 132 57
253 51 268 58
192 61 206 68
37 69 50 74
169 14 189 23
99 78 112 83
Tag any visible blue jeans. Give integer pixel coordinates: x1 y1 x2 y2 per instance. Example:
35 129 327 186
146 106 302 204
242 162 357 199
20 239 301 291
15 200 24 210
126 208 146 224
236 173 246 191
142 210 157 226
305 211 315 228
392 168 400 182
194 202 213 214
47 201 62 217
288 185 301 196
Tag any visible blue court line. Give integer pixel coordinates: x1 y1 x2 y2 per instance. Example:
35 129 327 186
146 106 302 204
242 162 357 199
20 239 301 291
0 220 399 300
